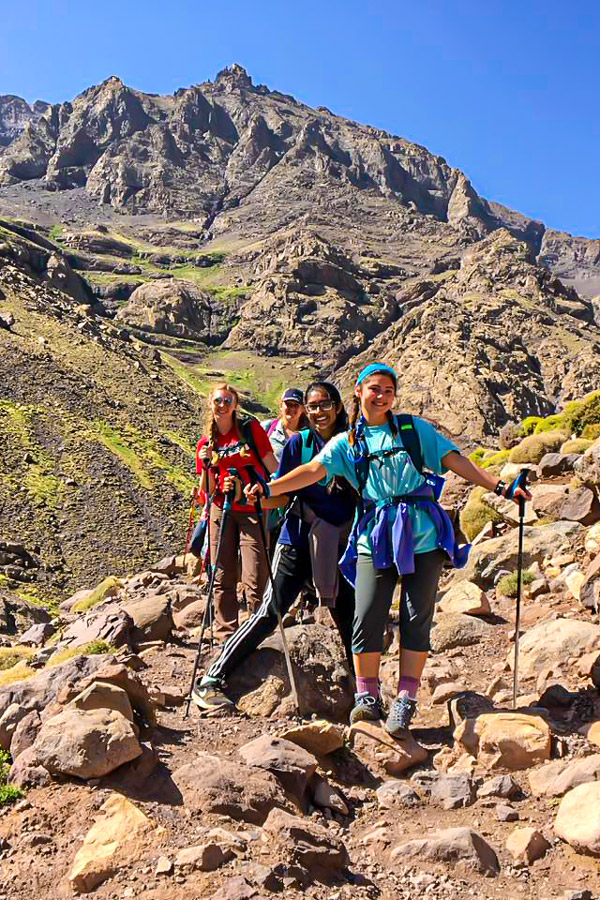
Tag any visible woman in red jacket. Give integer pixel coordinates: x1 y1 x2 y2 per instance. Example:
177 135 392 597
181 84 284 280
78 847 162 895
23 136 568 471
196 383 278 640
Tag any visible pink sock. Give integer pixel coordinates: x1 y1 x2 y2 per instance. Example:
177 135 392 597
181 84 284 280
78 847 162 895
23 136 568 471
356 677 380 699
398 675 420 700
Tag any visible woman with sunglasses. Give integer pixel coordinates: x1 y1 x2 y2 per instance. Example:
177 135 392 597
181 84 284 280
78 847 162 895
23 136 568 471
192 381 357 713
262 388 308 462
196 384 278 641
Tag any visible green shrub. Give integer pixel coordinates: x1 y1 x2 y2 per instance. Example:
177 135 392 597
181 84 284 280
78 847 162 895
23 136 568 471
47 640 116 668
497 569 536 597
582 424 600 441
533 414 568 435
459 487 503 541
0 750 25 805
469 448 489 466
560 438 593 455
481 449 510 469
71 576 122 613
564 391 600 436
0 647 35 671
520 416 543 436
509 431 567 464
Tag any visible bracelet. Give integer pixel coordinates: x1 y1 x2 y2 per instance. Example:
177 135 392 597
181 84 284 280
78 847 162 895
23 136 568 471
493 480 506 496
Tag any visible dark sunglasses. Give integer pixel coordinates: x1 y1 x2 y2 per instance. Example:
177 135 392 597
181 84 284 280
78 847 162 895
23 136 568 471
213 396 234 406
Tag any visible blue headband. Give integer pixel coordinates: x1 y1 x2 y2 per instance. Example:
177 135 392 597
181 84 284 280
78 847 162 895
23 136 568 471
356 363 397 386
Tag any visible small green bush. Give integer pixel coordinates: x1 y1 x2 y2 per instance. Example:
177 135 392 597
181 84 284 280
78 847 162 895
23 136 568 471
0 750 25 805
497 569 536 597
520 416 543 436
481 449 510 469
582 424 600 441
560 438 593 455
509 431 567 464
71 576 122 613
533 414 568 435
564 391 600 436
47 640 115 668
459 487 503 541
469 448 489 466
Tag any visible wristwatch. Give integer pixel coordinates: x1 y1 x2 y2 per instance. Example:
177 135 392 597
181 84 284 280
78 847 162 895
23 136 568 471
493 480 507 496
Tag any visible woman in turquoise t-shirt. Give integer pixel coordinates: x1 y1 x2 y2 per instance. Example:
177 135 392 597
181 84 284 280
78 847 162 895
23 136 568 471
246 363 530 736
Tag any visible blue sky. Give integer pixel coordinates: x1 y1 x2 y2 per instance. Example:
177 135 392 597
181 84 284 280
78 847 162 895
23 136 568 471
1 0 598 237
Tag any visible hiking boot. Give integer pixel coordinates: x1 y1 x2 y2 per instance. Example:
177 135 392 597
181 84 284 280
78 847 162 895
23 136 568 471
385 691 418 738
349 691 386 725
191 676 234 713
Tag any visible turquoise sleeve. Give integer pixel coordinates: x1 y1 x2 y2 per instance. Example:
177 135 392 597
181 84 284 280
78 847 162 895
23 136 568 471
314 433 359 488
414 417 459 474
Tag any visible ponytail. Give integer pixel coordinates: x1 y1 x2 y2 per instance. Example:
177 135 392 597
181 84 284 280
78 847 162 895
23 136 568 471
202 383 241 447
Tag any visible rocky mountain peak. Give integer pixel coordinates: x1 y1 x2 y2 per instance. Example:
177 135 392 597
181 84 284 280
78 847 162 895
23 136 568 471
214 63 253 90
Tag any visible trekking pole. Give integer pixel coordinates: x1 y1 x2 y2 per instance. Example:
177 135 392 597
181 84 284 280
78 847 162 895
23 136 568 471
184 472 236 719
248 469 300 715
183 488 199 567
512 469 530 709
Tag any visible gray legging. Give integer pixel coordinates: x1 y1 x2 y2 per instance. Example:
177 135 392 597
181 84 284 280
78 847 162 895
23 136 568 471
353 549 446 653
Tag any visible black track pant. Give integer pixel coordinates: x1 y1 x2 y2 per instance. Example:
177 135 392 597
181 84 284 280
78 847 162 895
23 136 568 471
206 542 356 682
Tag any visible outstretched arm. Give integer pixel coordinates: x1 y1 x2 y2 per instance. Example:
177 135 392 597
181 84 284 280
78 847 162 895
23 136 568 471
246 459 327 500
442 451 531 501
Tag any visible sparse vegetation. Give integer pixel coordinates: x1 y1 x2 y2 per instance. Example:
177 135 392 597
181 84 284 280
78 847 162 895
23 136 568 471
0 750 24 805
0 646 35 671
497 569 536 597
46 640 116 667
509 431 566 464
70 575 123 613
459 487 503 541
0 661 35 687
561 438 593 454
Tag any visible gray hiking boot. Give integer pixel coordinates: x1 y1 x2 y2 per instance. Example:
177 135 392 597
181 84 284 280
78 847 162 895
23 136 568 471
349 691 386 725
191 676 234 713
385 690 418 738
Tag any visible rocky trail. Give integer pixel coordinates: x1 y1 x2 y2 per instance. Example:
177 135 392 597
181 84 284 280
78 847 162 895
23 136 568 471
0 436 599 898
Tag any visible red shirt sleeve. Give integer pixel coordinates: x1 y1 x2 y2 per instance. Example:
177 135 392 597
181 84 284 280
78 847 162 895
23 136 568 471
195 436 209 474
250 419 273 460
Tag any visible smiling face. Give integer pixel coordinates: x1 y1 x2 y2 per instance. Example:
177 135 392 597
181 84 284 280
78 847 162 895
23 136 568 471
356 373 396 424
280 397 304 431
305 388 339 439
212 388 237 429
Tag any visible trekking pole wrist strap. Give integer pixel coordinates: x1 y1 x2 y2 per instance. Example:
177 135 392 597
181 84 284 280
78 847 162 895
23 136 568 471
494 480 507 496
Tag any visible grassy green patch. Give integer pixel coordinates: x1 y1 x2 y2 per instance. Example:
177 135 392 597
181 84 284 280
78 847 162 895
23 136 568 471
47 640 116 667
0 661 35 687
0 750 24 806
48 223 64 243
509 431 567 464
497 569 536 597
162 353 211 397
162 430 196 457
89 422 154 489
459 487 503 541
71 575 122 613
0 647 35 671
0 401 64 508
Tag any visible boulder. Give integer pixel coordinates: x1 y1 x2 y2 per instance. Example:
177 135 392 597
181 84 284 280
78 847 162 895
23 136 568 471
310 774 348 814
69 681 134 722
348 721 427 776
390 827 500 876
451 521 583 589
279 720 344 757
58 662 156 725
31 707 142 779
60 604 133 650
116 281 215 341
585 522 600 555
555 781 600 855
437 582 491 617
513 617 600 678
528 755 600 797
18 622 55 646
430 774 476 810
539 486 600 527
431 613 494 652
173 598 206 630
574 439 600 488
9 745 51 788
477 774 521 799
120 592 174 644
580 553 600 611
455 713 551 770
173 752 287 824
376 779 422 809
175 842 235 871
69 794 156 893
237 735 318 799
505 827 551 865
538 453 580 478
448 691 495 730
260 808 349 882
481 493 537 527
580 722 600 747
10 709 41 759
228 624 353 721
432 682 465 705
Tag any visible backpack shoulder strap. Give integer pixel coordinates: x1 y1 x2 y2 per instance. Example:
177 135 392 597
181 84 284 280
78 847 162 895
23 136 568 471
266 418 279 437
395 414 424 475
238 416 267 474
299 428 318 466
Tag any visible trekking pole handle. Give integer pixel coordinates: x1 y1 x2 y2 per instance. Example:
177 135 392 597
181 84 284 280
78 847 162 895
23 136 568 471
223 467 238 511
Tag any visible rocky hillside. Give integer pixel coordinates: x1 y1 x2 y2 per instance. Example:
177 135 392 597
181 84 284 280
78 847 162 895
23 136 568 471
0 435 598 898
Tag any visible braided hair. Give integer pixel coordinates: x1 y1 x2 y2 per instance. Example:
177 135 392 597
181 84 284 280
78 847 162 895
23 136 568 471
349 368 398 446
202 383 241 447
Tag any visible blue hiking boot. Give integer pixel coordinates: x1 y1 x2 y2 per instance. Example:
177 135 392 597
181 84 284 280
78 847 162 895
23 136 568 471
385 690 418 738
349 691 386 725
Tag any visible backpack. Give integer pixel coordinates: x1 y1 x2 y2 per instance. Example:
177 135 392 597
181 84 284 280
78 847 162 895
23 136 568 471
299 428 329 486
352 413 425 496
237 415 269 477
265 418 280 437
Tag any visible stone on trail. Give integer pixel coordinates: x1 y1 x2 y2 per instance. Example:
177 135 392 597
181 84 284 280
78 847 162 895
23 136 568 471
580 552 600 611
349 720 428 776
175 842 235 871
477 774 521 799
437 581 491 616
528 754 600 797
237 735 318 799
539 486 600 527
69 794 156 893
496 804 519 822
208 876 263 900
9 745 51 788
505 826 551 865
260 807 349 881
310 773 349 814
10 708 41 759
555 781 600 856
448 690 495 730
376 779 422 809
59 661 156 725
279 719 345 756
60 605 133 650
31 707 142 779
120 591 174 644
432 682 464 705
455 712 551 770
228 624 354 721
390 826 500 876
513 617 600 678
538 453 581 478
173 751 287 825
430 774 476 810
481 492 537 527
431 613 494 652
